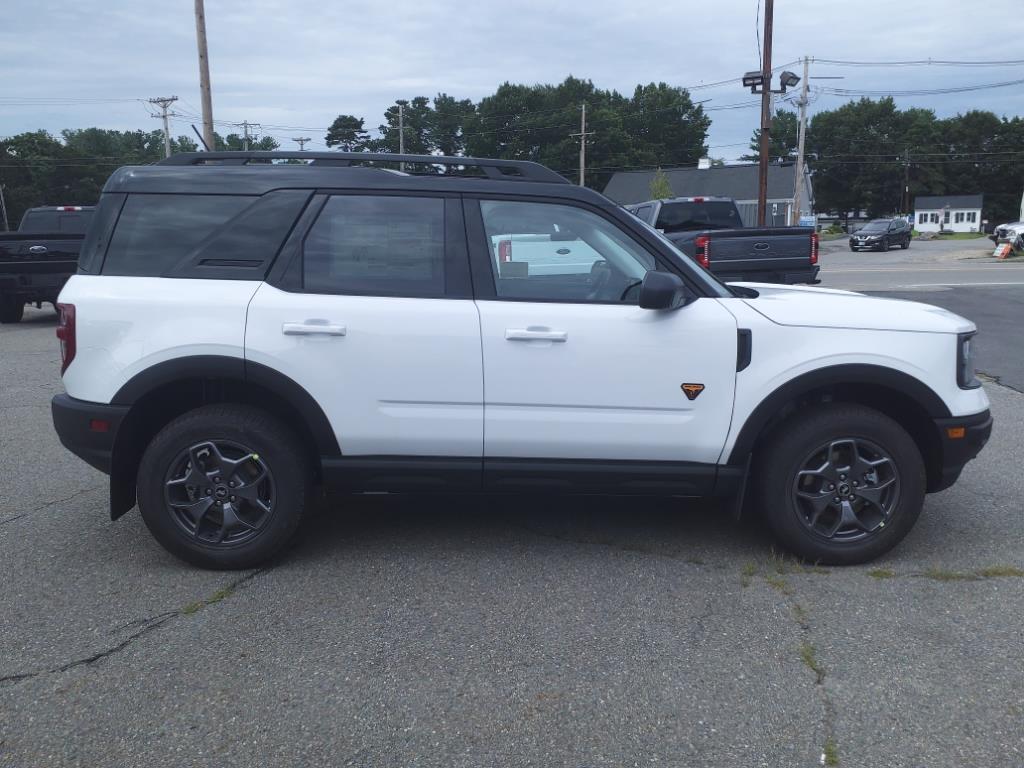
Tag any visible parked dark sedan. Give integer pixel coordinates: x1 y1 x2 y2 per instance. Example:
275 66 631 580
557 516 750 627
850 218 912 251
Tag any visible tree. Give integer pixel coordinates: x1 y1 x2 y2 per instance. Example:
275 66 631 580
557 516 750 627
649 168 674 199
214 132 278 151
371 97 433 154
325 114 370 151
742 109 799 162
428 93 475 158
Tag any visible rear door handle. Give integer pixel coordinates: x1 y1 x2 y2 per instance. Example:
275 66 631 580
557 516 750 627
28 245 48 254
282 321 347 336
505 328 568 342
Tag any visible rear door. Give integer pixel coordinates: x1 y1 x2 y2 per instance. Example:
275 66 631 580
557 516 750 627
245 193 483 460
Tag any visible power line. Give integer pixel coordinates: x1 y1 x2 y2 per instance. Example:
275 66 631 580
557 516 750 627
816 77 1024 97
813 57 1024 67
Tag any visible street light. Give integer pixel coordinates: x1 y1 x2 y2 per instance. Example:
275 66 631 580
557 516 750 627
779 70 801 90
742 71 764 89
742 70 800 94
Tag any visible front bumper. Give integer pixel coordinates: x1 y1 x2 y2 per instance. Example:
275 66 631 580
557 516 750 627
931 409 993 492
51 393 129 474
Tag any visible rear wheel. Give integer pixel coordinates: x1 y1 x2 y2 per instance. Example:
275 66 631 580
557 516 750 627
753 403 925 564
137 403 310 569
0 296 24 324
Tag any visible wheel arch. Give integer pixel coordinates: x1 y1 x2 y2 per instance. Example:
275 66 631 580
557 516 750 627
108 355 339 519
729 364 950 492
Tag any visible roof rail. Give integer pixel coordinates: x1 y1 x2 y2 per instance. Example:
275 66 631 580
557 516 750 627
158 151 569 184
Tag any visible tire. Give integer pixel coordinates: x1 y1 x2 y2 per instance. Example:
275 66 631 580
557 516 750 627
137 403 310 569
901 236 910 250
752 403 926 565
0 296 25 324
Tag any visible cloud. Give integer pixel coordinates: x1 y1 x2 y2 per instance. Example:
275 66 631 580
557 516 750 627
1 0 1022 158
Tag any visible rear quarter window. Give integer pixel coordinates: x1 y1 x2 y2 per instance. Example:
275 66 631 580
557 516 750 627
101 194 253 276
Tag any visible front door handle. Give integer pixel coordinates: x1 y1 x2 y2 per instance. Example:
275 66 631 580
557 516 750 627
28 245 48 254
505 328 568 342
282 321 347 336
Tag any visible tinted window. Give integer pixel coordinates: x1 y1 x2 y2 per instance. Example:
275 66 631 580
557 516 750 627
18 209 94 234
78 195 125 274
103 194 252 276
303 195 445 297
655 201 739 232
480 200 655 303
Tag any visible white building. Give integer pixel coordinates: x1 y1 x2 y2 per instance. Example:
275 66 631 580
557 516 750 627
914 195 983 233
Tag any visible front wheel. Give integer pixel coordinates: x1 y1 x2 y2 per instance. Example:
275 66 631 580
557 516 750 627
0 296 24 324
753 403 925 564
137 404 310 569
901 237 910 249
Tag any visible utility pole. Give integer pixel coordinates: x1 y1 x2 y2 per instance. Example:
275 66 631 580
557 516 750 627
148 96 178 158
902 148 911 215
791 58 809 225
570 102 595 187
756 0 775 226
293 137 311 151
398 103 405 172
194 0 216 152
236 120 259 151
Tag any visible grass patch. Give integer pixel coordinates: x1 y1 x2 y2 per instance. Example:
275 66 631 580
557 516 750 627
799 642 825 683
823 737 839 766
180 584 237 616
741 562 756 588
792 603 809 627
977 566 1024 579
765 574 793 595
868 568 896 579
923 567 978 582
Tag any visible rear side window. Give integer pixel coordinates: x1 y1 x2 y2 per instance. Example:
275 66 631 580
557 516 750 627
302 195 445 297
102 194 252 276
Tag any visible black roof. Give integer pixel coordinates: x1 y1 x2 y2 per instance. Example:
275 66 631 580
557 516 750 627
102 151 615 204
604 163 802 205
913 194 983 209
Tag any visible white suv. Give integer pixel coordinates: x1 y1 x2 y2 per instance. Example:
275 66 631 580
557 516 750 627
51 152 992 569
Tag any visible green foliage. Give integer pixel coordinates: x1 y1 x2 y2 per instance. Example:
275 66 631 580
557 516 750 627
0 128 199 227
325 114 370 151
213 132 279 151
742 108 799 161
649 168 674 199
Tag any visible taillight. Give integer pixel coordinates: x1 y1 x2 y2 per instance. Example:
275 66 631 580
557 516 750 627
810 232 819 265
498 239 512 263
694 235 710 269
56 303 76 374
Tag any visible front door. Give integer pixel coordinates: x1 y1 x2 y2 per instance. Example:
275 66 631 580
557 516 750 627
467 198 738 467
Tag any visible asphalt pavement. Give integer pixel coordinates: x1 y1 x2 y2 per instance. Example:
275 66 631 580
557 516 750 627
1 251 1021 768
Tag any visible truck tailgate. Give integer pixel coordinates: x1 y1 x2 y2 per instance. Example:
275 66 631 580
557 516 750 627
706 227 813 273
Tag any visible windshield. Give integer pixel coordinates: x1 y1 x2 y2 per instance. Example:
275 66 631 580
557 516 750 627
655 201 740 232
632 216 732 298
858 220 890 233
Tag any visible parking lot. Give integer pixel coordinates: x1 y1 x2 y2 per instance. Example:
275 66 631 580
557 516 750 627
1 241 1022 768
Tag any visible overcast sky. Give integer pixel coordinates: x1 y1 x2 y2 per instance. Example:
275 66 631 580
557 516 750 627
2 0 1023 162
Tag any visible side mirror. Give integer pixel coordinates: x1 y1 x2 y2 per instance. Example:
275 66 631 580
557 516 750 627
638 270 693 310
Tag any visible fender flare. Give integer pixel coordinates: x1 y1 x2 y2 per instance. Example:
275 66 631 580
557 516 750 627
111 355 340 457
727 363 951 464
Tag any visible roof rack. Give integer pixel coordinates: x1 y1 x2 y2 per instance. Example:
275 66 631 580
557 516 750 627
158 151 569 184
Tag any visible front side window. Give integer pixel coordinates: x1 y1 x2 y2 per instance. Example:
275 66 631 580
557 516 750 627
479 200 656 303
303 195 445 297
103 194 252 276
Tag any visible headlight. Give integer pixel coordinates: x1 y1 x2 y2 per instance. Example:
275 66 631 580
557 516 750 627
957 332 980 389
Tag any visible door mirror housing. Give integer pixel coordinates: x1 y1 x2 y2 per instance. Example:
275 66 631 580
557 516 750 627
638 270 693 310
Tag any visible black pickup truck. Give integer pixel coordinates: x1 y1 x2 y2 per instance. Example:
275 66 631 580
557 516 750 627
625 197 819 285
0 206 94 323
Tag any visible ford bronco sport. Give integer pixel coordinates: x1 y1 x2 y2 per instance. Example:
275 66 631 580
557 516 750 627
51 152 992 569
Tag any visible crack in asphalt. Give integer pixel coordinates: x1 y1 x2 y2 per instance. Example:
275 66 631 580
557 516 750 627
0 568 267 688
0 485 105 526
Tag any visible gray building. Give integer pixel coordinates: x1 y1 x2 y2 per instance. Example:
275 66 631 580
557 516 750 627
603 163 814 227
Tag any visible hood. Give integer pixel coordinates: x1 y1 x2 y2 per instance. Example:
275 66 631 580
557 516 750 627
730 282 976 334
